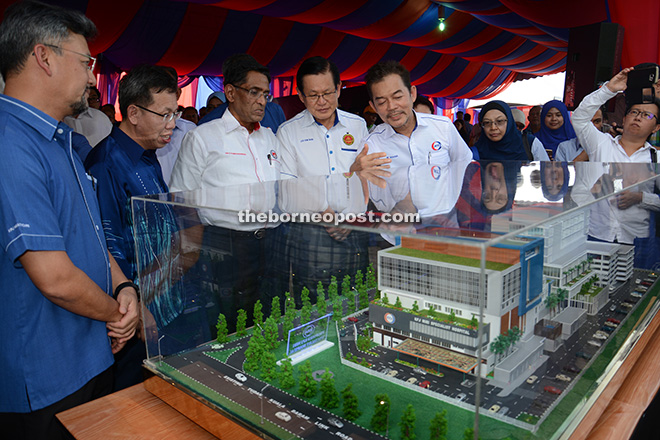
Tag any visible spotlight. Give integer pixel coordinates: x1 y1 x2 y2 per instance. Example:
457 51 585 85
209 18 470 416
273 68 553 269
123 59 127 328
438 5 446 32
438 18 445 32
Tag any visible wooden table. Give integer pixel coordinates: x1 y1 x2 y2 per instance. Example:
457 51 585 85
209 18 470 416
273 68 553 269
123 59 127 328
57 382 220 439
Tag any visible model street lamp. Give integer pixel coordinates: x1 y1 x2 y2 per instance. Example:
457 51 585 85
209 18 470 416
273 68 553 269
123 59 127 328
260 384 269 424
380 400 389 437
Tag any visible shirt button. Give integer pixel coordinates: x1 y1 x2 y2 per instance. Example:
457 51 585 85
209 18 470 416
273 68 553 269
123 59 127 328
326 135 330 138
329 150 333 154
57 128 63 134
331 167 335 171
96 225 100 230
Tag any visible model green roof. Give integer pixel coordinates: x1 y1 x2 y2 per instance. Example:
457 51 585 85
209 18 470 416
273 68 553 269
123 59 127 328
386 247 512 271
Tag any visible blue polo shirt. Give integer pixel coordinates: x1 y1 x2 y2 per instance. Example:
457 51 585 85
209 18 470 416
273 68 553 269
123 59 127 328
86 127 169 281
0 94 114 412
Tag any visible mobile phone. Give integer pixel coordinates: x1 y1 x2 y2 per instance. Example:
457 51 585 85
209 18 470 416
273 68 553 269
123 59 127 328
626 66 659 107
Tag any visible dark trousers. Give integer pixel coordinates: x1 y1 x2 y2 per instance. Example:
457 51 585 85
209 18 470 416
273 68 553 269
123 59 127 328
0 366 113 440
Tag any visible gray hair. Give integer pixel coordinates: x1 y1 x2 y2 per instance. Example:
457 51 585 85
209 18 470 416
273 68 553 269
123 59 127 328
0 1 96 79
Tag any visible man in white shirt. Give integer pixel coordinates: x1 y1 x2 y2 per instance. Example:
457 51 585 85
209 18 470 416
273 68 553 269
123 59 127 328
276 56 369 303
573 67 660 163
63 101 112 147
170 54 281 329
362 61 473 169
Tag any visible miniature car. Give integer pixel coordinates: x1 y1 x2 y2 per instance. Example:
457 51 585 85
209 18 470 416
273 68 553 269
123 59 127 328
615 308 628 314
631 291 643 298
604 321 618 328
488 404 501 413
576 351 593 360
563 365 581 373
275 412 291 422
635 278 641 284
419 380 431 388
621 302 634 309
556 374 572 382
593 332 607 340
406 377 417 384
600 326 614 333
382 367 391 375
588 340 602 347
526 375 538 384
327 417 344 428
641 280 652 286
544 386 562 395
456 393 467 401
637 286 648 292
347 317 359 323
609 305 617 312
339 329 347 337
649 272 657 279
606 318 621 324
235 373 247 382
499 407 510 416
387 369 398 377
413 368 427 375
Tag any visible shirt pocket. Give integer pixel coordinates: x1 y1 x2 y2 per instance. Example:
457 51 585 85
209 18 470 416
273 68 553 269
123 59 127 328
427 149 449 165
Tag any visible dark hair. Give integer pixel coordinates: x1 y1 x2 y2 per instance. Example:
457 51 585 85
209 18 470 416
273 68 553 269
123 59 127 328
118 64 178 119
0 1 96 79
625 95 660 120
413 95 434 114
464 113 471 123
222 53 270 88
296 56 340 94
365 60 412 100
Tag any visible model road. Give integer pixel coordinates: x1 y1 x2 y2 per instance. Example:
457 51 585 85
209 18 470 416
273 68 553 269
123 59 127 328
166 350 384 440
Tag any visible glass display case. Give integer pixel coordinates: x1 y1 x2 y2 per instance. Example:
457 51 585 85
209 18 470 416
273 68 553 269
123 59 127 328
132 160 660 440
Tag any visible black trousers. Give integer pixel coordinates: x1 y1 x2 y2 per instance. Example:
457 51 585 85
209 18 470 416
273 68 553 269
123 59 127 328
0 366 113 440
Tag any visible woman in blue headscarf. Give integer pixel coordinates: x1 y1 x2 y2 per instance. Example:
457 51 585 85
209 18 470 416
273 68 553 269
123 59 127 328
536 100 577 159
474 100 549 161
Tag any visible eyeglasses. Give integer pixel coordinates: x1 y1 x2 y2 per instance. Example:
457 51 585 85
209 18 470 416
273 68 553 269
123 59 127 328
301 89 338 103
45 44 96 71
481 119 508 129
627 109 657 121
232 85 273 102
135 104 182 124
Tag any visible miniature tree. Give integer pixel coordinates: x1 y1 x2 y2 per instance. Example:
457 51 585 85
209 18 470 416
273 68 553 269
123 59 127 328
297 360 317 398
357 334 371 352
341 383 361 421
429 410 448 440
264 316 279 349
366 263 377 289
236 309 247 337
270 296 281 323
557 288 568 311
317 285 327 317
470 315 479 329
412 301 419 312
301 301 312 325
427 304 435 317
332 294 343 324
508 326 522 348
285 290 295 312
399 403 417 440
342 274 352 297
382 292 389 305
394 296 403 309
261 351 278 382
319 368 339 409
215 313 229 343
353 287 360 311
328 275 338 299
371 394 390 433
244 328 265 372
462 427 481 440
278 357 295 389
301 286 311 311
359 284 369 309
253 300 264 327
449 310 457 323
355 269 364 293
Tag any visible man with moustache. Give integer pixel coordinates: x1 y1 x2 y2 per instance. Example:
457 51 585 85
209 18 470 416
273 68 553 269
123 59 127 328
362 60 472 167
0 2 138 438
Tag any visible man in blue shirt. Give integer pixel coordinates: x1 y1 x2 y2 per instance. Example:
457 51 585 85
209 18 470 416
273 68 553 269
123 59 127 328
0 3 139 438
86 64 183 389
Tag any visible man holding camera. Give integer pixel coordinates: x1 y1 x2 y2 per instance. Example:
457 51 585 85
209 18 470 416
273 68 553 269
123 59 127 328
573 67 660 163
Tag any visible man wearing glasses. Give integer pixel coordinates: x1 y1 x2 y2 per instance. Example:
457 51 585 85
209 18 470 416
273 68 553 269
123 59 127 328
170 54 281 328
573 67 660 163
85 64 179 389
63 85 112 147
0 3 138 438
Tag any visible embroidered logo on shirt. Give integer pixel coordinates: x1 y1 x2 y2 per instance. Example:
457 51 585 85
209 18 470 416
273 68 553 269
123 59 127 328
225 152 247 156
431 141 442 151
269 149 278 160
431 165 441 180
343 134 355 146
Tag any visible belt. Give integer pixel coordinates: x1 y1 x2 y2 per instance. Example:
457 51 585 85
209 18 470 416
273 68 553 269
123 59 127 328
231 228 267 239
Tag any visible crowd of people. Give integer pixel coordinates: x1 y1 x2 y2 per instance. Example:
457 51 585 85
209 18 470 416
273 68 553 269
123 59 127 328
2 2 660 439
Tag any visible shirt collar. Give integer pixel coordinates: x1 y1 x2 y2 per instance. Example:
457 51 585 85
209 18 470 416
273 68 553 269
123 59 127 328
111 126 153 165
303 109 340 128
222 107 261 133
0 94 68 141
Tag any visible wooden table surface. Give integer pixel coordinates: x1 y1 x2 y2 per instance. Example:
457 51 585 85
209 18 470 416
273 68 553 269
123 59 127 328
57 383 218 440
